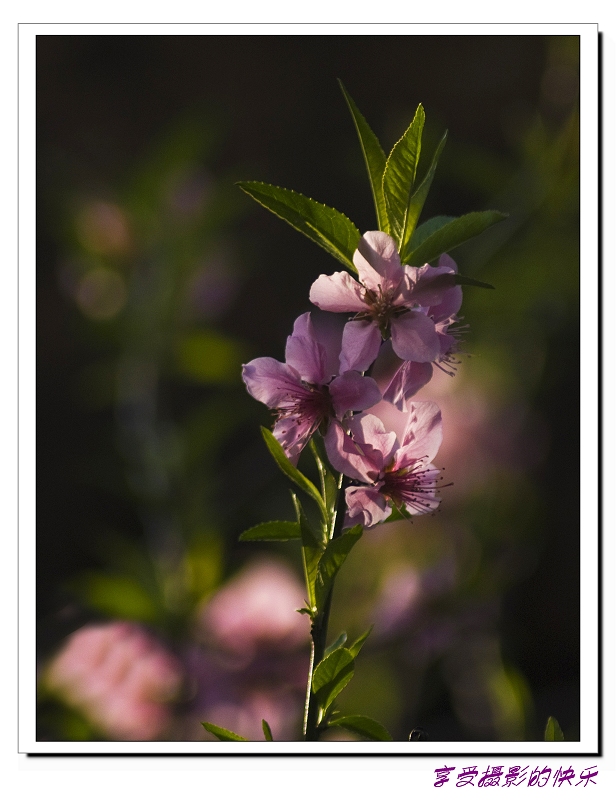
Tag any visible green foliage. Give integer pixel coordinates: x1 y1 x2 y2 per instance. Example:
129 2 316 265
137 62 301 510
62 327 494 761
544 716 565 741
453 274 495 290
239 520 301 541
314 525 363 609
201 721 247 741
261 719 274 741
312 647 355 712
237 182 360 271
292 494 324 612
383 104 425 249
405 211 508 266
339 80 388 232
347 626 373 659
324 631 348 658
328 714 392 741
261 427 327 522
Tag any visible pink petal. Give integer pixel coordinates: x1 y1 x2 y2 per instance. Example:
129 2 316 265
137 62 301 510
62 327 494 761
285 332 327 385
344 485 389 529
401 467 441 516
353 231 403 293
347 413 399 468
404 264 457 308
396 401 443 466
340 319 382 373
323 420 381 483
242 358 302 408
437 253 458 272
309 271 366 313
382 360 434 411
273 417 313 465
329 372 381 418
390 311 440 362
309 311 345 381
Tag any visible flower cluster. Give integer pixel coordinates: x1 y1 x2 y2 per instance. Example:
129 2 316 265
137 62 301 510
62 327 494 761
243 230 463 529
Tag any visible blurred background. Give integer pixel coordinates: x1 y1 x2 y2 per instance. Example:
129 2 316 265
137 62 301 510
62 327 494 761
36 34 580 742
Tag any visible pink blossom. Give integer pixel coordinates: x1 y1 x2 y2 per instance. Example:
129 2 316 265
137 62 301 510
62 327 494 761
309 232 458 373
242 312 381 463
324 402 443 529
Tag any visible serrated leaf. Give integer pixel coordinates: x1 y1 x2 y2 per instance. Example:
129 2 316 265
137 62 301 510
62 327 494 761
329 714 393 741
544 716 565 741
314 525 363 609
399 131 448 257
407 211 508 266
339 80 388 233
453 274 495 290
261 427 327 522
324 631 348 658
405 215 456 260
262 719 274 741
201 721 247 741
237 181 360 271
347 625 373 658
312 647 355 712
292 494 323 611
383 104 425 248
239 520 301 542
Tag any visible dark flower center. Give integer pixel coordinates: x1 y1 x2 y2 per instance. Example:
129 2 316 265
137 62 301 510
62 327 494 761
354 285 407 337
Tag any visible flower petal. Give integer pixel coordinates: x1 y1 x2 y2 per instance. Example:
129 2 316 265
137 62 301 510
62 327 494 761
285 321 327 385
329 372 381 418
347 413 399 468
344 485 389 529
272 417 313 465
382 360 434 411
323 420 381 483
353 231 403 293
390 311 440 362
309 271 366 313
396 401 443 466
340 319 382 373
242 358 302 408
404 264 457 308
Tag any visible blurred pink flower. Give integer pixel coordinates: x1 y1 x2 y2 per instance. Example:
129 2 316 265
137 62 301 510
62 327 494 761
45 621 183 741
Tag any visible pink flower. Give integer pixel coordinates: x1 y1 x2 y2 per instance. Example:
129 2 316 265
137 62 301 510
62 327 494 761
242 312 381 463
372 254 465 410
309 231 455 373
324 402 443 529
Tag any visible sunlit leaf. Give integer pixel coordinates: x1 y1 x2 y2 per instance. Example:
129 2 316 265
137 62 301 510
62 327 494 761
404 215 455 261
292 494 323 611
383 104 425 248
261 427 327 522
544 716 565 741
237 182 360 271
339 80 388 232
312 647 355 712
262 719 274 741
324 631 348 658
347 625 373 659
406 211 508 266
239 520 301 542
201 721 247 741
314 525 363 609
328 714 393 741
399 131 448 256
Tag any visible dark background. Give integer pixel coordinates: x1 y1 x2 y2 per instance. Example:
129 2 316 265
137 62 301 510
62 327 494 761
36 34 580 742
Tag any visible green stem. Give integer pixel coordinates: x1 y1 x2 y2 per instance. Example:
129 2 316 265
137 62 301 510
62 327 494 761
303 473 347 741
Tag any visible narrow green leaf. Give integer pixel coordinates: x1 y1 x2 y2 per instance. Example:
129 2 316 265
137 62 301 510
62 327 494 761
347 625 373 659
201 721 247 741
383 104 425 248
237 182 360 271
338 80 389 233
406 215 455 259
453 274 495 290
262 719 274 741
261 427 327 522
544 716 565 741
324 631 348 658
399 131 448 258
312 647 355 712
329 714 393 741
407 211 508 267
314 525 363 610
309 438 340 524
239 520 301 542
292 494 323 611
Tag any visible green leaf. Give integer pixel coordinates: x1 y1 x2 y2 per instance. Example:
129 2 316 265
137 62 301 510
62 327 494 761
261 427 327 522
544 716 565 741
406 211 508 266
239 520 300 542
237 182 361 271
314 525 363 609
347 625 373 658
312 647 355 712
262 719 274 741
324 631 348 658
383 104 425 248
292 494 323 611
328 714 393 741
399 131 448 257
405 215 455 259
339 80 388 233
309 437 340 524
453 274 495 290
201 721 247 741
